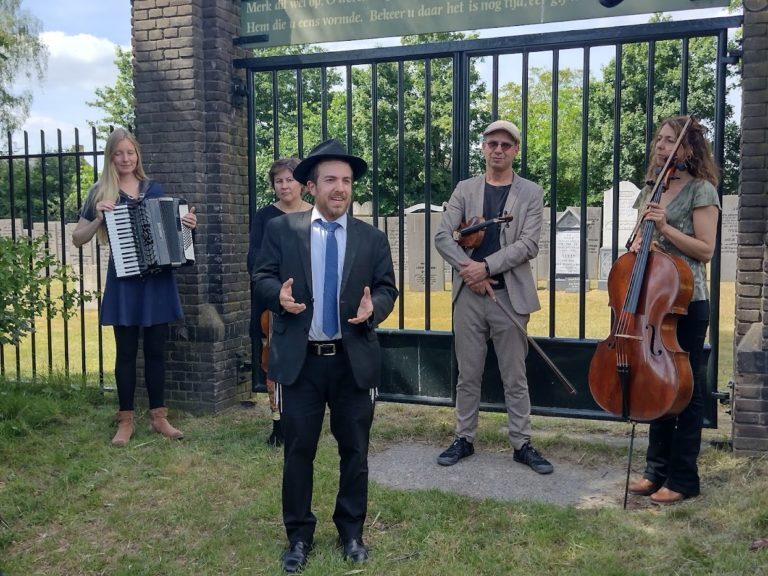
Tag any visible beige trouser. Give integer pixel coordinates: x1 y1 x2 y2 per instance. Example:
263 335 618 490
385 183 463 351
453 287 532 450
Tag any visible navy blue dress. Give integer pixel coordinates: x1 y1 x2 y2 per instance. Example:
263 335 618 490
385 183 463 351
80 180 184 327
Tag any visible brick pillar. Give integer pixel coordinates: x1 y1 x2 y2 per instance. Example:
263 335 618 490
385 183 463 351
132 0 251 412
732 6 768 455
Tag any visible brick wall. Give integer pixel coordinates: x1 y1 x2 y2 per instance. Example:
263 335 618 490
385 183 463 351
733 6 768 455
132 0 251 413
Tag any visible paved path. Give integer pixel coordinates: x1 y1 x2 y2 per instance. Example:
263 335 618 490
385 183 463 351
369 441 632 508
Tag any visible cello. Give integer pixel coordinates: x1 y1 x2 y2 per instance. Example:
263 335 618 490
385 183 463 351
588 116 694 423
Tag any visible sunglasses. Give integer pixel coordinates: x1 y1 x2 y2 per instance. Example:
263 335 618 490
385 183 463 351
484 139 516 152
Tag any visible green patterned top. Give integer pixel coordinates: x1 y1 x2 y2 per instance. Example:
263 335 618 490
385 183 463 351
633 179 721 302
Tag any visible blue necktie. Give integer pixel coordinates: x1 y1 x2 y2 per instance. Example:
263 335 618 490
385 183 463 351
321 221 340 338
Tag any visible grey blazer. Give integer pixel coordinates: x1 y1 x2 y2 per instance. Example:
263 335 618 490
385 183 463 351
434 173 543 315
253 210 398 388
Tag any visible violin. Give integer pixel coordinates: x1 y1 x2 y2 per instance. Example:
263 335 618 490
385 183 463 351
452 215 514 248
260 310 271 373
588 115 694 422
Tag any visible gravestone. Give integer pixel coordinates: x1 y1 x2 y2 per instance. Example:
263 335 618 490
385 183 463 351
405 204 445 291
599 181 641 289
536 217 551 281
554 207 581 292
720 194 738 282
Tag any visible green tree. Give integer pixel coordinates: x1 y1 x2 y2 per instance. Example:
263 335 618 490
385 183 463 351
0 0 48 133
588 14 740 198
322 32 488 215
0 234 95 346
249 44 333 208
497 67 586 209
86 46 134 140
0 147 88 222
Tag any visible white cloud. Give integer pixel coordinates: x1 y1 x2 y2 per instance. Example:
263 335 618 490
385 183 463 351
37 31 127 92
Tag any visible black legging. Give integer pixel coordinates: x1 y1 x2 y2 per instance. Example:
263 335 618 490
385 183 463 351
113 324 169 411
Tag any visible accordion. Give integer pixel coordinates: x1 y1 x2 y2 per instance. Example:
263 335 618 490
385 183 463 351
104 197 195 278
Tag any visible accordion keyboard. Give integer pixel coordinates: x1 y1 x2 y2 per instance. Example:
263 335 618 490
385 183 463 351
105 205 141 278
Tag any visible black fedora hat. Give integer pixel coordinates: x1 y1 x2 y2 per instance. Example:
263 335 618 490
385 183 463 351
293 139 368 185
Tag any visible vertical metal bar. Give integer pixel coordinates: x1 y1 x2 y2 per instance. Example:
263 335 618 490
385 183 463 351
346 65 354 220
345 64 353 153
23 132 35 379
247 72 256 223
424 58 433 331
40 131 54 373
451 52 469 185
297 68 304 156
57 130 70 375
645 41 656 170
321 66 328 140
397 60 406 329
579 48 591 340
92 127 104 388
491 54 499 120
2 132 16 376
75 128 87 377
520 51 529 177
610 45 623 264
371 63 379 228
680 37 690 115
548 51 559 338
272 70 279 159
706 29 728 424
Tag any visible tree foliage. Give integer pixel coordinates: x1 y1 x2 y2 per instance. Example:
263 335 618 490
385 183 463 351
587 14 740 203
86 46 134 140
0 0 48 133
0 147 91 222
85 18 739 214
0 234 95 345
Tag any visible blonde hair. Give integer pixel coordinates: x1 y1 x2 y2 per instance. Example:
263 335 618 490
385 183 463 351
89 128 147 242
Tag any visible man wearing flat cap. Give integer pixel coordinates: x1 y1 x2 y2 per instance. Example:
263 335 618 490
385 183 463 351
253 139 398 573
434 120 553 475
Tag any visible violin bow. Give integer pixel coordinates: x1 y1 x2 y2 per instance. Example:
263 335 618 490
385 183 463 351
490 293 577 395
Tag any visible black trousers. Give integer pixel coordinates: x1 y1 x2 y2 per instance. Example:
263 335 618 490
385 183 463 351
644 299 710 496
280 348 375 544
113 324 169 411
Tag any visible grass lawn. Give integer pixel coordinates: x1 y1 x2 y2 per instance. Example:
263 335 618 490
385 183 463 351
0 379 766 575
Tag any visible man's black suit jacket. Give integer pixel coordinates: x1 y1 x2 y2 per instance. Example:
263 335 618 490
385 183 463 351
252 211 398 389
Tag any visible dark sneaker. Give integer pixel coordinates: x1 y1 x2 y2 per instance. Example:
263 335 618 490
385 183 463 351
437 437 474 466
513 442 554 474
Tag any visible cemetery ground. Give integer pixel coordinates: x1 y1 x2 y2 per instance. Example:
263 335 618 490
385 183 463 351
1 377 766 575
2 285 764 575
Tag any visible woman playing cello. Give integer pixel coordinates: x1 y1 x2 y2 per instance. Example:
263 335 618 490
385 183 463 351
627 116 721 504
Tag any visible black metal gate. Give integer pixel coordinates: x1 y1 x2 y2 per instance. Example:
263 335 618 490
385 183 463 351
235 16 742 427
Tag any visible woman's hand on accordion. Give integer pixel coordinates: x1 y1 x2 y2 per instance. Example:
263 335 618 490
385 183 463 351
182 206 197 230
95 200 116 221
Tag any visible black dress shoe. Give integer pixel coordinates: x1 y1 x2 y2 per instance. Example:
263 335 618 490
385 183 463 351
281 541 311 573
340 538 369 563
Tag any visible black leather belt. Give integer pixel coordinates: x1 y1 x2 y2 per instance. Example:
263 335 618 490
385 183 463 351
308 340 343 356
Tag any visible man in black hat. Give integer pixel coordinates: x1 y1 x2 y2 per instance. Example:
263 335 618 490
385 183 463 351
253 139 398 573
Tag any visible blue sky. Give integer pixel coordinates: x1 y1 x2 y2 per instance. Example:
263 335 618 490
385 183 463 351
17 0 130 148
13 1 733 151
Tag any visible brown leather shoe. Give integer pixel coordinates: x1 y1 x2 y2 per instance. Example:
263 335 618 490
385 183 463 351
628 478 659 496
650 486 688 505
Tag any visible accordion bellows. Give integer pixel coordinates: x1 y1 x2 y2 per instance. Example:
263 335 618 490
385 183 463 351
105 197 195 278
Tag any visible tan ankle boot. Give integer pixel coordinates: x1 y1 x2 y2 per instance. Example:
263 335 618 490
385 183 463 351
149 407 184 439
111 410 135 447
